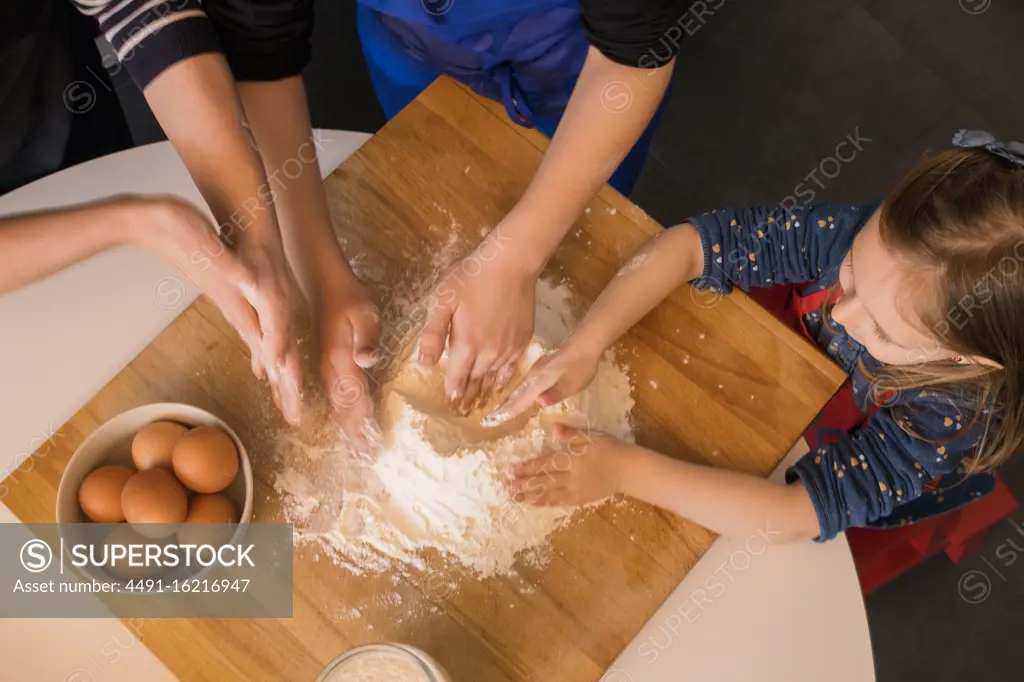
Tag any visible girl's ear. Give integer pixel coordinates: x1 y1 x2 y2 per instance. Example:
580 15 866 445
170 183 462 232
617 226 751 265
963 354 1004 370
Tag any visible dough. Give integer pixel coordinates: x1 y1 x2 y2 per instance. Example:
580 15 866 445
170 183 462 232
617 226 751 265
379 338 582 459
280 280 636 578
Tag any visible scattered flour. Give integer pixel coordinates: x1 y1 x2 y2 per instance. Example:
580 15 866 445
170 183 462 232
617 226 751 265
349 251 386 284
629 205 649 222
274 468 318 522
375 592 402 608
274 275 635 581
616 252 648 277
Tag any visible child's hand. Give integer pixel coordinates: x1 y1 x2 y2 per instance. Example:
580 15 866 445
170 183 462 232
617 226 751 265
504 424 634 507
483 344 601 425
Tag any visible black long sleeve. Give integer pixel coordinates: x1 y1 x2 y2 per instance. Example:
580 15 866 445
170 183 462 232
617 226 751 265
69 0 314 87
203 0 314 81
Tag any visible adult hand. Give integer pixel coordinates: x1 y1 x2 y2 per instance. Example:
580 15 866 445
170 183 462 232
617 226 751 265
235 234 303 425
146 197 302 424
417 235 537 415
315 273 382 454
483 342 601 426
505 424 634 507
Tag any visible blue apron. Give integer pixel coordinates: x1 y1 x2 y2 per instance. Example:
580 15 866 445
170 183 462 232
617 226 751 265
356 0 668 195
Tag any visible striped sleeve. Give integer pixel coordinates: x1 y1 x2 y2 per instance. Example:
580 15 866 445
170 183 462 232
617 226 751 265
70 0 223 88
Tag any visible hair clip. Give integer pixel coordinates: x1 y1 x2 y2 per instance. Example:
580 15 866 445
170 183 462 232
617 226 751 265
952 129 1024 167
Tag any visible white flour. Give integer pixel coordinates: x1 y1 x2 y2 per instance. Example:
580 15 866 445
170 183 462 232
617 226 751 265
616 252 648 277
323 651 429 682
274 280 634 578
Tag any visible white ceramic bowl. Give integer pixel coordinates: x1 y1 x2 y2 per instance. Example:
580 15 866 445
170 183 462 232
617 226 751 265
316 643 452 682
56 402 253 524
55 403 254 583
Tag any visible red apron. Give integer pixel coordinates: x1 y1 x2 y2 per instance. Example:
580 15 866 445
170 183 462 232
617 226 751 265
746 276 1012 592
750 280 983 513
748 283 874 449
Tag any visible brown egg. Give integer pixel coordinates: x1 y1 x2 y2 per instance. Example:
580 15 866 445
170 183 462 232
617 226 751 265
131 421 188 470
121 468 187 538
78 465 136 522
185 493 239 524
177 494 239 548
171 427 239 493
104 523 167 580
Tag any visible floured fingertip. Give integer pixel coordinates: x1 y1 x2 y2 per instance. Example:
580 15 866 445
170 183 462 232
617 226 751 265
480 407 512 427
265 362 280 383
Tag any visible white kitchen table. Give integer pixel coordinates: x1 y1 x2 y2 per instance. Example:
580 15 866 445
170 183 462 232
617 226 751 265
0 133 875 682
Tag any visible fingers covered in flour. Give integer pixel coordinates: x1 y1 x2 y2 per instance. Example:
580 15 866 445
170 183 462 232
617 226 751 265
444 345 474 412
504 423 631 507
483 355 553 426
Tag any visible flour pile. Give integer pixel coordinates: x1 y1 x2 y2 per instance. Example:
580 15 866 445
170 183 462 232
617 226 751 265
274 280 634 578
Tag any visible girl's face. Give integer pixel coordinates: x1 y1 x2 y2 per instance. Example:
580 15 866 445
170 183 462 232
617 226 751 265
832 208 958 366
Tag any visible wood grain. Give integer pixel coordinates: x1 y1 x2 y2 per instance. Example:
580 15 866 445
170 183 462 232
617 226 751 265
2 77 844 681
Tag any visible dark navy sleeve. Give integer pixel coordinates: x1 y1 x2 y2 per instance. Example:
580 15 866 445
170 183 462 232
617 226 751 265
686 202 879 296
786 389 990 541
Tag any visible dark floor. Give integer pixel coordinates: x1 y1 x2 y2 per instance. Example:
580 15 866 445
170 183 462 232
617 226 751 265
109 1 1024 680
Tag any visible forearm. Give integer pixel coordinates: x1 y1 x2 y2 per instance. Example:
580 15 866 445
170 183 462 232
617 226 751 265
621 446 820 543
236 77 353 306
0 198 147 293
142 54 282 250
508 48 674 274
569 222 704 356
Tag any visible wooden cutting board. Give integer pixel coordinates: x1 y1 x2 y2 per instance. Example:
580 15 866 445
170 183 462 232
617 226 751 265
1 77 844 681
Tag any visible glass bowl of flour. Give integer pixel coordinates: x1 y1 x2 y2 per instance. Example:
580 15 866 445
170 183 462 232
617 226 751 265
316 643 452 682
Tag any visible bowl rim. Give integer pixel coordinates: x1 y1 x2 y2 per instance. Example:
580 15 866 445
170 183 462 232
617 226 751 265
316 643 449 682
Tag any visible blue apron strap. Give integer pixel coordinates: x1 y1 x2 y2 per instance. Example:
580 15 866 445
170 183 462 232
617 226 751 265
498 63 534 127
